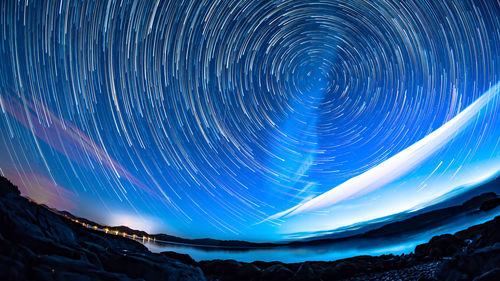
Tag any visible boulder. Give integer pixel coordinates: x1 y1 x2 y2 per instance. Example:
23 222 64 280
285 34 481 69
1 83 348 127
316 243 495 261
474 268 500 281
437 243 500 280
415 234 465 258
162 251 197 265
261 264 294 281
293 262 317 281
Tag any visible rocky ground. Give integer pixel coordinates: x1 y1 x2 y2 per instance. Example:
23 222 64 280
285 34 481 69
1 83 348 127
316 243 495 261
1 175 500 280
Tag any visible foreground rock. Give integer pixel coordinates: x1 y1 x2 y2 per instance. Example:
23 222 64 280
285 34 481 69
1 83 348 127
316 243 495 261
0 176 205 281
1 175 500 280
196 216 500 281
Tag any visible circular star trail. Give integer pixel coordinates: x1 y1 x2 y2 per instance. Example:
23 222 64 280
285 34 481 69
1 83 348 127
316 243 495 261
0 0 499 240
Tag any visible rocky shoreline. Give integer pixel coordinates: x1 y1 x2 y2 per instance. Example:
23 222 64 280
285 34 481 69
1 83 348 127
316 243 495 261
1 175 500 280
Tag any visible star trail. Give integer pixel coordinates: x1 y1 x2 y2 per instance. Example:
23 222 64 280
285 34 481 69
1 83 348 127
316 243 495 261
0 0 499 241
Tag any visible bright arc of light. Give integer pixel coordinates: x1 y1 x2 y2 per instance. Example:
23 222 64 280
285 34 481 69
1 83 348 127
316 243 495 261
274 82 500 219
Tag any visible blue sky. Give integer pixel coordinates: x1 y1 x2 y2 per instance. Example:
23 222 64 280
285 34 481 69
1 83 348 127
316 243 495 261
0 0 499 241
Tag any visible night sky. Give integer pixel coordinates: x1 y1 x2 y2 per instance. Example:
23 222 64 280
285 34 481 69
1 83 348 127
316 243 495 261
0 0 499 242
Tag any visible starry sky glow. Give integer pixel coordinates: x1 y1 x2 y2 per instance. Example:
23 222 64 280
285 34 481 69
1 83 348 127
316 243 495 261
0 0 499 241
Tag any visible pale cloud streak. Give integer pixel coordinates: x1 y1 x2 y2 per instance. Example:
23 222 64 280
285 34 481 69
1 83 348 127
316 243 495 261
271 82 500 219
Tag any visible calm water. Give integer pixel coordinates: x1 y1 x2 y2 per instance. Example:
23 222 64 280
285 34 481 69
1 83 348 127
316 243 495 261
143 210 499 263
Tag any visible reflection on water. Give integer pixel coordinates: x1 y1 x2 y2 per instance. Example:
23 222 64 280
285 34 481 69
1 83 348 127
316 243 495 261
144 210 500 263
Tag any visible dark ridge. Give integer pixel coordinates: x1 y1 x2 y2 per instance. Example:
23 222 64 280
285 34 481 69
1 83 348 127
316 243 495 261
294 175 500 242
361 192 498 239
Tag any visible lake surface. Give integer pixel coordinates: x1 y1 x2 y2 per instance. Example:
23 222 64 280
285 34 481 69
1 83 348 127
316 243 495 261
143 209 500 263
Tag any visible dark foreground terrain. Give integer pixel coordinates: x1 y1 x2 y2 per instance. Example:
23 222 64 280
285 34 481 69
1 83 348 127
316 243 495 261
1 176 500 281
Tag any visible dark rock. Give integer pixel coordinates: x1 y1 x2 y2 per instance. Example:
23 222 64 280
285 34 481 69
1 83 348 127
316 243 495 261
101 252 205 281
456 216 500 248
235 263 262 281
460 244 500 276
162 250 197 265
199 259 262 281
436 264 469 281
292 262 317 281
321 264 339 280
474 268 500 281
0 176 206 281
437 240 500 280
251 260 280 270
261 264 294 281
0 254 25 281
200 259 242 276
418 276 438 281
335 261 358 278
415 234 465 258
